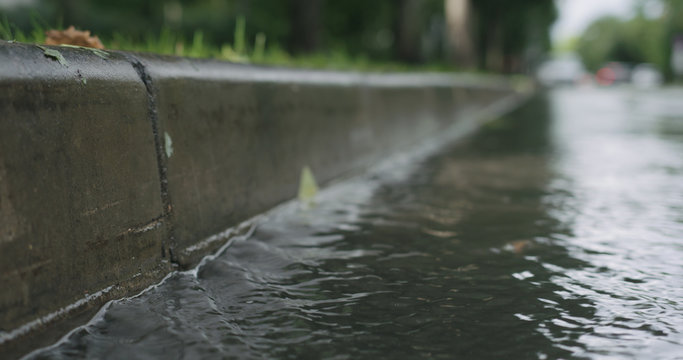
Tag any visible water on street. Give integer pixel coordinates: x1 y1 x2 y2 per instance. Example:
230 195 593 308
28 87 683 359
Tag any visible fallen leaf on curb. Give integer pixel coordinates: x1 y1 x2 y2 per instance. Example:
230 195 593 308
58 44 110 59
36 45 68 67
45 26 104 49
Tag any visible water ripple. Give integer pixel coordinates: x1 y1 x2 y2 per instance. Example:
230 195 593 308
28 89 683 359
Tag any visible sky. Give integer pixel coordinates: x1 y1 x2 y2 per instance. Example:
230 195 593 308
551 0 637 42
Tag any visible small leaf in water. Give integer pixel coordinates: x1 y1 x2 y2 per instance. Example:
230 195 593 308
456 264 479 272
36 45 68 67
298 166 319 204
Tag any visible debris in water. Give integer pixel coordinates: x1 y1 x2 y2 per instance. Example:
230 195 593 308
505 239 533 254
456 264 479 272
45 26 104 49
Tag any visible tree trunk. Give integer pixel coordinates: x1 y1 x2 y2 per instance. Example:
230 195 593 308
289 0 323 54
395 0 423 63
484 14 504 72
445 0 476 68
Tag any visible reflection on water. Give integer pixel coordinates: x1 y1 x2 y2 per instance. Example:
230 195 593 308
30 88 683 359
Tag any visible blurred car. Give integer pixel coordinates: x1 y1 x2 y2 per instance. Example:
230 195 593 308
595 62 632 86
536 56 587 86
630 63 663 88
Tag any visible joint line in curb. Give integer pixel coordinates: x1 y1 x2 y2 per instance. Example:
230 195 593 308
126 55 177 262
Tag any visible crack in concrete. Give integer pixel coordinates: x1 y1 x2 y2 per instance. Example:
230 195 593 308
118 215 165 237
127 56 178 264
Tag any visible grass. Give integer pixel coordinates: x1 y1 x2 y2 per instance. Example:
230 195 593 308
0 15 457 72
0 15 50 44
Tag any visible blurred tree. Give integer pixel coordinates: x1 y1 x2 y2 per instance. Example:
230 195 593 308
394 0 423 63
572 0 683 81
576 9 667 73
1 0 556 72
322 0 395 58
662 0 683 80
445 0 475 68
576 17 624 72
445 0 556 72
288 0 321 53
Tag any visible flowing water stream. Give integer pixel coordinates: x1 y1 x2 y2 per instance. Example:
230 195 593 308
28 87 683 359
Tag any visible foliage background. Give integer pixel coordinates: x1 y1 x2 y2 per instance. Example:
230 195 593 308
0 0 556 73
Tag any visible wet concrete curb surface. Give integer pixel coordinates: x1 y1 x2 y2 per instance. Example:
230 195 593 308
0 41 529 357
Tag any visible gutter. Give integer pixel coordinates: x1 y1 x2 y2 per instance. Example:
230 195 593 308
0 41 532 358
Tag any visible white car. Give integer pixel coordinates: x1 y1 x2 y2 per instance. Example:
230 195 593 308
537 56 587 86
631 63 663 88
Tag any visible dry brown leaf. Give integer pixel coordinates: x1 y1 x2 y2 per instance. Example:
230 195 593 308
509 239 532 254
45 26 104 49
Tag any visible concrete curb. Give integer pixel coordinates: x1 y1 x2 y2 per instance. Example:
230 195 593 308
0 41 531 357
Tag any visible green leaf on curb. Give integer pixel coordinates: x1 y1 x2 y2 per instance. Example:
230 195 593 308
58 44 110 59
36 45 68 67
